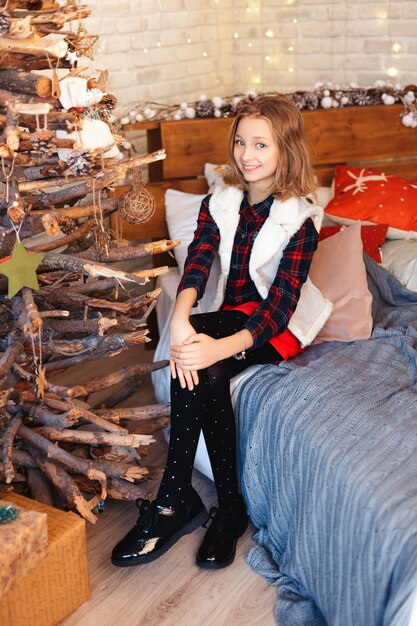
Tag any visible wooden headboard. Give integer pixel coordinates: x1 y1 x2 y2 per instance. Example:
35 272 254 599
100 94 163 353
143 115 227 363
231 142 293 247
111 104 417 242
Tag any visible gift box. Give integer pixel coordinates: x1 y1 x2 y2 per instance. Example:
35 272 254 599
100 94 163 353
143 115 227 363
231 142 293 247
0 499 48 598
0 493 90 626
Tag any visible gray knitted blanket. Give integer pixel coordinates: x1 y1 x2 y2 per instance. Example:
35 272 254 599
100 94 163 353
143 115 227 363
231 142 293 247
237 258 417 626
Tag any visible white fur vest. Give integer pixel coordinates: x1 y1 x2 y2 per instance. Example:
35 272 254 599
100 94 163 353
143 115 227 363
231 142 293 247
207 186 323 311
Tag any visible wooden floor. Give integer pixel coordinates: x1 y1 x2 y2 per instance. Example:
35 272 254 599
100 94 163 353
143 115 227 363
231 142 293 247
61 346 278 626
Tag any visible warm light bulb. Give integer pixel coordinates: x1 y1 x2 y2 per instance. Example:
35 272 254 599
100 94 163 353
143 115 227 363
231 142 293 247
387 67 398 77
143 48 148 53
234 32 239 39
203 51 208 57
392 43 401 52
265 55 271 62
265 30 274 37
293 18 298 23
248 42 253 47
248 66 253 71
288 45 294 52
254 76 261 84
157 41 161 47
288 67 294 73
186 37 191 44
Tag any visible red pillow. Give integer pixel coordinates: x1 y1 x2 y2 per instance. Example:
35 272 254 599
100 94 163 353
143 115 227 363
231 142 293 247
325 166 417 237
319 223 388 263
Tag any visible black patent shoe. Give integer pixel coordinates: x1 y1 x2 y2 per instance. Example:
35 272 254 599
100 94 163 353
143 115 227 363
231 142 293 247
111 488 207 567
196 496 248 569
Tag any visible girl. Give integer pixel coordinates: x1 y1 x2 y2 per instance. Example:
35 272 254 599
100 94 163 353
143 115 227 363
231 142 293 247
112 94 321 570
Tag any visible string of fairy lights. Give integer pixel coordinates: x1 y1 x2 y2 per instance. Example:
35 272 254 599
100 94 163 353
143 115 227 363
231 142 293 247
89 0 407 95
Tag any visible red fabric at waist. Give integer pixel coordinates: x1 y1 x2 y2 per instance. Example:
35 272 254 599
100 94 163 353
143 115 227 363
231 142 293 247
222 301 304 360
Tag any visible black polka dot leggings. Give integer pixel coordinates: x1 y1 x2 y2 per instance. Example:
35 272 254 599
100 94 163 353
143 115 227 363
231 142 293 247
156 310 281 508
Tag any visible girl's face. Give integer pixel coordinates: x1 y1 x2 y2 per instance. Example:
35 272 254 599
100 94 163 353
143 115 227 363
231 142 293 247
233 115 279 198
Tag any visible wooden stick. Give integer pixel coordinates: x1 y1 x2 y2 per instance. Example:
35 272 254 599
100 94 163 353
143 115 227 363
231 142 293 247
67 359 169 398
35 427 155 448
95 403 171 422
72 239 179 262
40 251 150 285
1 413 22 484
29 217 97 252
0 340 24 379
18 424 107 499
0 70 52 98
0 33 68 59
22 402 79 428
26 466 54 506
73 474 153 501
13 363 70 398
27 443 98 524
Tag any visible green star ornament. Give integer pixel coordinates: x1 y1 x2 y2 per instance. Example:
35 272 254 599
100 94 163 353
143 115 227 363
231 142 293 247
0 241 44 298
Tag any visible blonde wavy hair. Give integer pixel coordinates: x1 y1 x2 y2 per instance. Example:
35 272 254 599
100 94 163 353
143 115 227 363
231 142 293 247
223 94 315 200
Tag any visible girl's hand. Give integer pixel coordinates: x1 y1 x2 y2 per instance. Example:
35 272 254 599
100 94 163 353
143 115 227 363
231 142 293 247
169 319 199 390
170 333 223 372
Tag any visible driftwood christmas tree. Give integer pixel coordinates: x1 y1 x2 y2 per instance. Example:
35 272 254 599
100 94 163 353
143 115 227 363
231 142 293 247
0 0 174 523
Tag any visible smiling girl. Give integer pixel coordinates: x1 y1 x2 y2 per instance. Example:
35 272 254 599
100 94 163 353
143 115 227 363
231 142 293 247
112 94 322 570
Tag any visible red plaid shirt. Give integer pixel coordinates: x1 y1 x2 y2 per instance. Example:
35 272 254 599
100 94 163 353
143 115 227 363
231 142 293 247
178 191 318 350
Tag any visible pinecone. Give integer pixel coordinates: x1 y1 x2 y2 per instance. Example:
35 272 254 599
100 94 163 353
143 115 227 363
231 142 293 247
304 92 319 110
31 130 55 158
97 93 117 120
196 99 215 118
59 217 79 235
220 103 235 117
0 14 10 35
65 150 94 176
88 226 111 254
289 92 306 110
352 89 371 107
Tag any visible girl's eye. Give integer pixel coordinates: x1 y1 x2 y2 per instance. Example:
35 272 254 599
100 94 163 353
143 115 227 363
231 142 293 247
256 142 266 149
235 139 244 146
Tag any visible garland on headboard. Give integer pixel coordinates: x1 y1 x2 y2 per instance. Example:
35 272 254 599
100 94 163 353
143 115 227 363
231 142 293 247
115 81 417 130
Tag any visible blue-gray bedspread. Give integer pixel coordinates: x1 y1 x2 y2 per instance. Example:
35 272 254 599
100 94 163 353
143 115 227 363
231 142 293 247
237 257 417 626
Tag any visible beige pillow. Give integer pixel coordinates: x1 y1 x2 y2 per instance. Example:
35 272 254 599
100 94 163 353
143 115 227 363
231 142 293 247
309 221 373 342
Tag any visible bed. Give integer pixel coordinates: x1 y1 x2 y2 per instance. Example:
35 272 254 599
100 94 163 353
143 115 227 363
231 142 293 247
112 103 417 626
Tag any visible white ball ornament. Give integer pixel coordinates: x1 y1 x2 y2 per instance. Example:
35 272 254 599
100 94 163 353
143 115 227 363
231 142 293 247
199 94 207 102
323 89 330 97
122 141 132 150
214 109 222 118
129 110 137 119
404 91 416 104
174 111 183 120
232 96 241 107
412 118 417 128
314 81 323 90
374 79 385 88
332 99 339 108
121 116 130 125
382 93 395 105
185 106 196 119
341 96 349 106
212 96 223 109
180 102 188 111
401 113 414 127
135 113 144 122
321 96 333 109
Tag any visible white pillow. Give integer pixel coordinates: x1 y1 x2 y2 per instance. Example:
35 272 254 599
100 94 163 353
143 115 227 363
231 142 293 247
164 189 221 312
165 189 206 272
381 240 417 292
204 162 228 193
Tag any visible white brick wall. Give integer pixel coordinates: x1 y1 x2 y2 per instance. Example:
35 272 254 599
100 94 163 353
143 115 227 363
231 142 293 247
84 0 417 110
